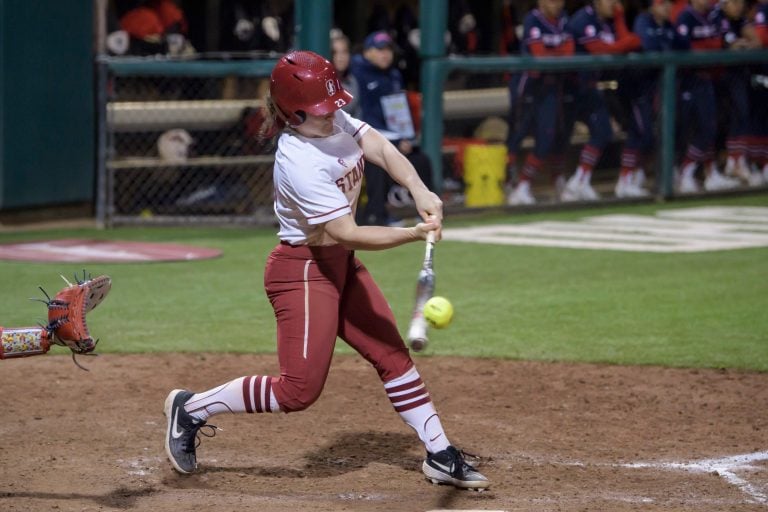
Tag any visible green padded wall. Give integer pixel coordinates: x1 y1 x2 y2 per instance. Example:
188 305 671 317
0 0 94 209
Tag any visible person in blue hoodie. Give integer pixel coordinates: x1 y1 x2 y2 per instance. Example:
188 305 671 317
350 30 433 226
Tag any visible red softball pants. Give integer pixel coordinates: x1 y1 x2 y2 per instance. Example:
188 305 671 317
263 242 414 413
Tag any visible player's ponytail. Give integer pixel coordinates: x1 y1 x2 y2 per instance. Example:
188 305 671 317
259 93 286 140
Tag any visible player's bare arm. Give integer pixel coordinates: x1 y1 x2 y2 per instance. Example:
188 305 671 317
359 128 444 224
324 212 440 251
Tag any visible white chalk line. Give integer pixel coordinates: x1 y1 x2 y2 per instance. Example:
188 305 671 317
119 450 768 506
618 451 768 504
548 450 768 505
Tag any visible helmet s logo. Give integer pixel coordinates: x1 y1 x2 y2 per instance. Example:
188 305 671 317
326 79 336 96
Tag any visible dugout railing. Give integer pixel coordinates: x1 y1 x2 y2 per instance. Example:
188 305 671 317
97 57 522 226
420 49 768 198
96 50 768 227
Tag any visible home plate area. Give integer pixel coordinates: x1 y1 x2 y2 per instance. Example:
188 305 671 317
443 206 768 252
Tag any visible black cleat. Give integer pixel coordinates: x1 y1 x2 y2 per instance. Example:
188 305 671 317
163 389 205 474
422 445 490 490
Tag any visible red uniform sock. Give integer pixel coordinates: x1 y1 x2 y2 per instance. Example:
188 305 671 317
620 148 639 177
578 144 602 177
520 153 543 182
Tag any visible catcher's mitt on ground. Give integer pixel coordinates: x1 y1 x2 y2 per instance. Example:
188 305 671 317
43 271 112 357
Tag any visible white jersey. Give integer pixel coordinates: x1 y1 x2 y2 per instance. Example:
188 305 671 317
273 109 370 246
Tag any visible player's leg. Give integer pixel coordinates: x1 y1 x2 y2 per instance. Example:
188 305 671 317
509 83 558 206
548 85 572 200
506 73 537 190
562 86 611 201
747 67 768 180
635 89 659 191
337 258 489 489
164 243 343 473
616 93 652 198
505 72 525 177
754 73 768 180
677 79 702 193
724 70 762 186
359 161 397 226
691 78 739 191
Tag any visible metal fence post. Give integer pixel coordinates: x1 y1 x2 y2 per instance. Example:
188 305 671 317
95 58 108 228
419 0 447 196
295 0 332 58
660 62 677 199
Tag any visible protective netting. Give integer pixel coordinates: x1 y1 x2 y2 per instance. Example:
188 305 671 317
103 73 276 225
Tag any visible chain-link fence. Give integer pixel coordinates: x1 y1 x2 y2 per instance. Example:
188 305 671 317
97 53 768 226
99 59 278 226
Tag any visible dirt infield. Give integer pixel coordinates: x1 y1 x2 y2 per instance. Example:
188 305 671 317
1 353 766 512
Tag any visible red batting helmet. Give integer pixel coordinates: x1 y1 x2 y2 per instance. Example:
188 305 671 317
269 50 353 126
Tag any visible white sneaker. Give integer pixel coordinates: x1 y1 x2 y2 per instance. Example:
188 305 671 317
679 161 698 179
704 167 741 191
580 180 600 201
387 185 413 207
615 174 649 198
725 156 751 183
507 181 536 205
747 170 765 187
676 162 699 194
677 174 700 194
560 173 582 202
724 156 738 177
553 174 566 199
633 168 647 189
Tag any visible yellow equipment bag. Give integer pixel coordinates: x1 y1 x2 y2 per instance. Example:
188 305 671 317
463 144 506 207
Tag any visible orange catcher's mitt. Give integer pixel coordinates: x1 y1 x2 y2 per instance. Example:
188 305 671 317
44 271 112 355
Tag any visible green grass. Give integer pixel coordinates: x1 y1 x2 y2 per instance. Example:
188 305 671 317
1 193 766 370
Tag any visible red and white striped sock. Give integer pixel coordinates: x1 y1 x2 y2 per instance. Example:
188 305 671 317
520 153 543 182
184 375 279 421
726 137 747 162
385 367 450 454
578 144 601 179
620 148 639 177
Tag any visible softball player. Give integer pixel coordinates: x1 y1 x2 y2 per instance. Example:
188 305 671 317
751 0 768 181
562 0 641 202
163 51 489 491
712 0 764 186
507 0 574 206
675 0 741 192
616 0 679 198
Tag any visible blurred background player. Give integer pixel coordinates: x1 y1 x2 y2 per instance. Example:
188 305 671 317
118 0 193 56
330 30 361 118
616 0 678 198
163 50 489 491
561 0 641 201
752 0 768 181
670 0 690 22
218 0 292 54
713 0 764 187
674 0 741 193
350 30 433 226
507 0 574 205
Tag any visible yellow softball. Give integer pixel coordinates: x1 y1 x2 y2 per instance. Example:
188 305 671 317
423 296 454 329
